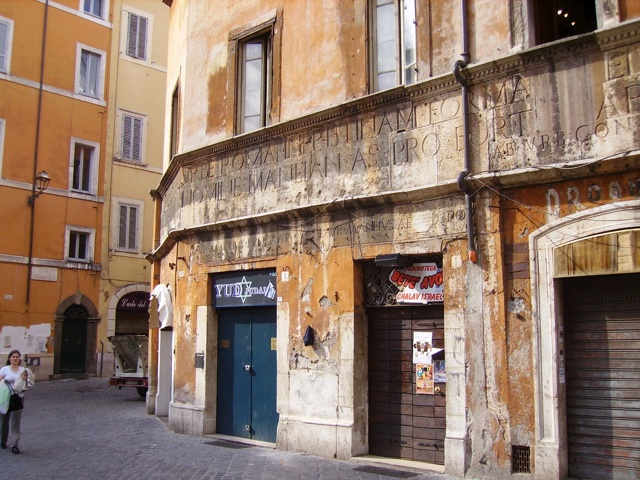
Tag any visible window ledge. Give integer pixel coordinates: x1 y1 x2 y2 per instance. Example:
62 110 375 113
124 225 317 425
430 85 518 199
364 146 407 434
61 261 101 272
112 249 143 257
114 157 147 168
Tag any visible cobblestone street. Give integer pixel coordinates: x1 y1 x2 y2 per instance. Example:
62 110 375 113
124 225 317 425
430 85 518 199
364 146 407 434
0 378 458 480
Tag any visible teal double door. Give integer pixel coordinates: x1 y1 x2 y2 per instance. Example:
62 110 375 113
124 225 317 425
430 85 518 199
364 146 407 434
216 308 278 442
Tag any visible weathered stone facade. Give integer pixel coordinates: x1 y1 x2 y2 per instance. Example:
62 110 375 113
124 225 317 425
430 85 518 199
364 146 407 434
151 1 640 478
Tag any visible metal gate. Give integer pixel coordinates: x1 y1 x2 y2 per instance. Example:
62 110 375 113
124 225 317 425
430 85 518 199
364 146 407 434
367 305 446 464
216 308 278 442
563 272 640 480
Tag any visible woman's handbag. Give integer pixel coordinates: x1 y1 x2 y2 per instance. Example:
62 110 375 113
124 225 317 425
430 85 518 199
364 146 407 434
6 383 23 412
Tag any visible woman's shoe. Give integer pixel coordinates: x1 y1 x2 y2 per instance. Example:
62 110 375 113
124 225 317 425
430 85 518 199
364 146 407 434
11 446 19 454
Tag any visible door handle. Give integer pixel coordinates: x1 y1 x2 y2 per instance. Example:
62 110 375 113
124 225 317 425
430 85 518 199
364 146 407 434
243 363 252 372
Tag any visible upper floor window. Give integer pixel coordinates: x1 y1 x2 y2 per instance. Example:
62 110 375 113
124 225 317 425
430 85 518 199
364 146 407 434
370 0 417 93
70 140 97 194
126 12 148 60
0 17 14 74
76 46 105 99
170 83 180 158
238 31 272 134
0 119 5 177
116 202 139 252
66 227 94 263
532 1 597 45
83 0 104 18
121 112 144 162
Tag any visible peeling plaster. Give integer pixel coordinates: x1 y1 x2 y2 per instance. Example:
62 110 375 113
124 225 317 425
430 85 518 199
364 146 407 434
507 296 525 313
0 324 51 353
289 325 339 371
319 295 332 308
301 278 313 302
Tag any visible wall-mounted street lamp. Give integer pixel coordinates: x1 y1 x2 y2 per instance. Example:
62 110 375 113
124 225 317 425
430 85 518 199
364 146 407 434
28 171 51 205
25 170 51 305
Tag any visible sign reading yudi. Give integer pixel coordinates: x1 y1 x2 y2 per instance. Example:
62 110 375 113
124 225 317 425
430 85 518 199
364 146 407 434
389 262 444 304
212 269 277 308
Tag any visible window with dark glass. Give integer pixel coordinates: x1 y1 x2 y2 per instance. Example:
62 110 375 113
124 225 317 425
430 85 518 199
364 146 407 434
72 143 94 193
532 0 597 45
68 231 89 261
170 83 179 158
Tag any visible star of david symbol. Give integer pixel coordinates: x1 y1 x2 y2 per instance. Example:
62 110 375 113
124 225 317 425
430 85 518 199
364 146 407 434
237 276 252 303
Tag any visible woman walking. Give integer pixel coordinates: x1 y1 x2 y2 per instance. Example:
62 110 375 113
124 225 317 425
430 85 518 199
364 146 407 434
0 350 34 454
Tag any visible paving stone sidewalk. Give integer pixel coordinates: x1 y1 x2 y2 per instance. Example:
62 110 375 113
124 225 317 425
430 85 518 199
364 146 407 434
0 377 459 480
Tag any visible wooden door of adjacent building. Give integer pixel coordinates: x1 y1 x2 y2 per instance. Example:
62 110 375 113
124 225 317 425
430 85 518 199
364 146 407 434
59 306 88 374
563 273 640 480
367 305 446 464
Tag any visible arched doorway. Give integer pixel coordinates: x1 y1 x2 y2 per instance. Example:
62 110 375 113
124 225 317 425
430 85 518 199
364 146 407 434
115 291 150 335
60 305 89 373
107 284 150 338
54 294 100 376
530 199 640 479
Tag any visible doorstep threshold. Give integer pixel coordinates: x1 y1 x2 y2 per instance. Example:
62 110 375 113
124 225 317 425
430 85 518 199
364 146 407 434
203 433 275 449
353 455 446 474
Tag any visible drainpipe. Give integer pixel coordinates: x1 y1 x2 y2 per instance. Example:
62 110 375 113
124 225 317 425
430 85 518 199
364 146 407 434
453 0 477 263
26 0 50 305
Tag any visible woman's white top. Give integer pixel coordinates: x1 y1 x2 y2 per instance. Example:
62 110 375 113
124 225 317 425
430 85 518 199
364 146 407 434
0 366 34 397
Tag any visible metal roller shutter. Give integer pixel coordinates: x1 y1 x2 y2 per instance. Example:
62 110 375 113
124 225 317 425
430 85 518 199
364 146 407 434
563 273 640 480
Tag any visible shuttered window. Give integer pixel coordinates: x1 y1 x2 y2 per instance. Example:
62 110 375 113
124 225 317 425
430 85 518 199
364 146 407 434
121 114 143 162
117 203 138 252
127 13 148 60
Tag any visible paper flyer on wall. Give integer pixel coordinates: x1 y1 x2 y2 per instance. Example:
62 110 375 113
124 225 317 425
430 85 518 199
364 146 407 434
412 331 443 364
416 364 434 395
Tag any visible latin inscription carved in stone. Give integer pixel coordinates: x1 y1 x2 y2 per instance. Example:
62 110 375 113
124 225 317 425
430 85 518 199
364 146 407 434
161 50 640 240
190 199 467 263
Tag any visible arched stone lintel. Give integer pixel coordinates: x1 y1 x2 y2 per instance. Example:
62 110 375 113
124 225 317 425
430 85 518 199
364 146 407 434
529 199 640 480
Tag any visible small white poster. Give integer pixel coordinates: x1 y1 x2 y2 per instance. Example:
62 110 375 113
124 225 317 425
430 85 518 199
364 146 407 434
412 331 444 364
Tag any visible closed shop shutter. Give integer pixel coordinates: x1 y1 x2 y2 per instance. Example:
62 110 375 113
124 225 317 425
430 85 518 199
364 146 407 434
115 310 149 335
563 273 640 480
368 305 445 465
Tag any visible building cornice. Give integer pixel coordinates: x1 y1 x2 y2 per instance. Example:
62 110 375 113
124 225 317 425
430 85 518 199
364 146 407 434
156 19 640 200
